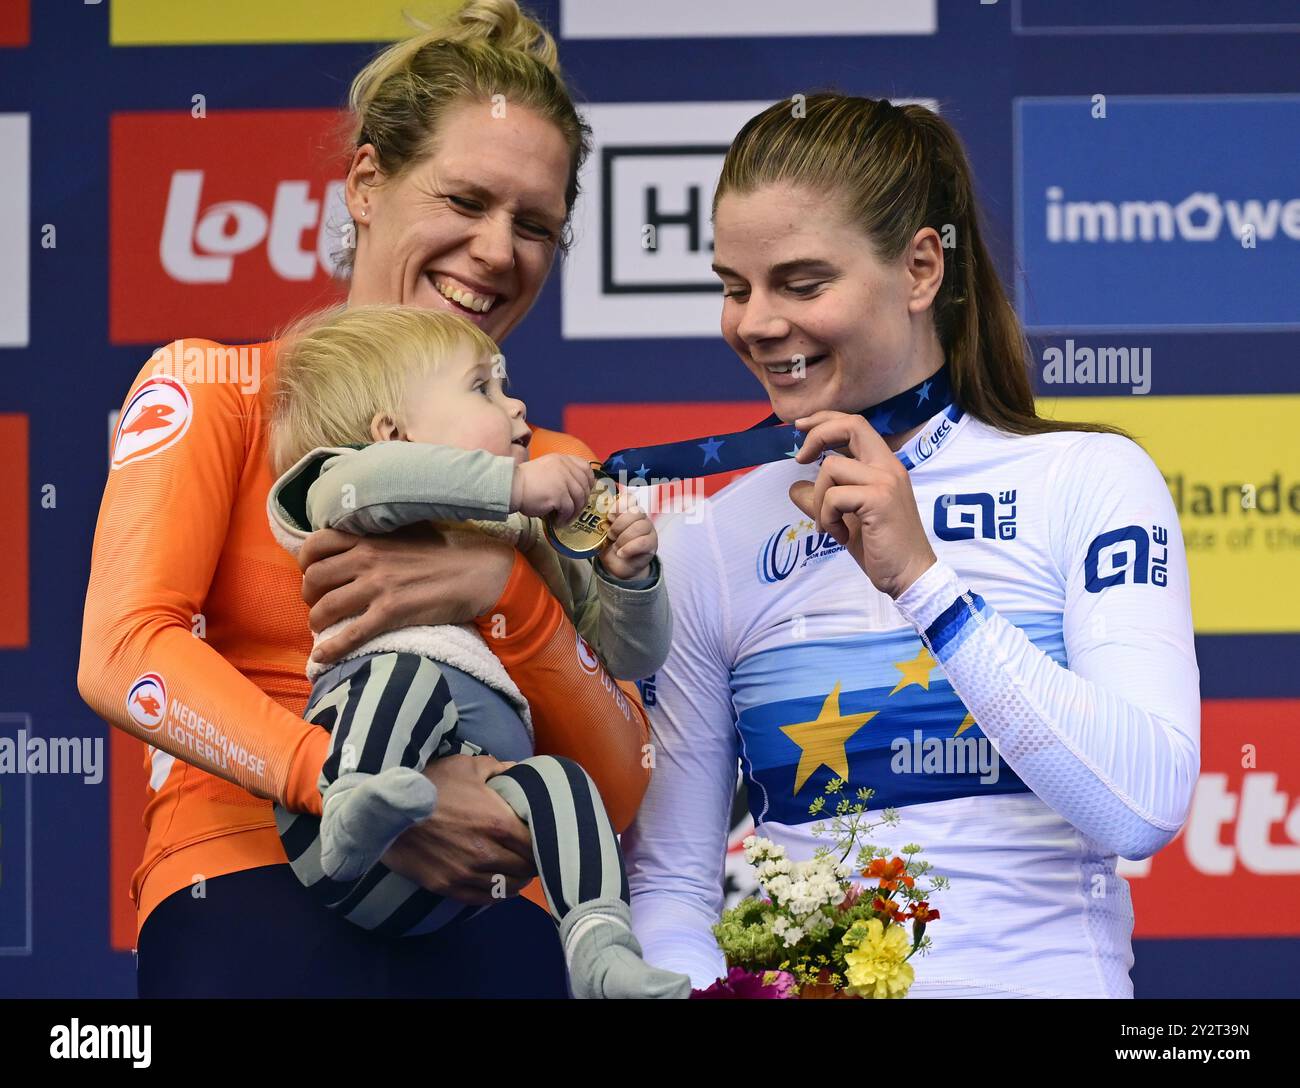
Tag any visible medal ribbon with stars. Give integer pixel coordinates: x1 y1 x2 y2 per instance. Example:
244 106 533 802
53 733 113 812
599 364 954 481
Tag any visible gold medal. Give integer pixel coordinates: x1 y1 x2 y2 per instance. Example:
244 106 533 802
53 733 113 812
545 463 619 558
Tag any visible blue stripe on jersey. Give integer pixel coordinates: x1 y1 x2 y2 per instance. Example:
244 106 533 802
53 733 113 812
730 615 1065 826
924 590 991 661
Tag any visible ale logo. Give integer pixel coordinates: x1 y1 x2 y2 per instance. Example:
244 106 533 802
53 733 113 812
1083 523 1170 592
126 673 167 733
112 375 192 469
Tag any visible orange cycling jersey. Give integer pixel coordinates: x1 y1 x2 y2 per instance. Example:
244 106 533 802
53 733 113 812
78 338 652 938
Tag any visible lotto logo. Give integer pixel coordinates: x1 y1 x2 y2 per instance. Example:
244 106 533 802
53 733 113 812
1125 699 1300 938
110 110 348 344
1083 523 1169 591
160 171 346 286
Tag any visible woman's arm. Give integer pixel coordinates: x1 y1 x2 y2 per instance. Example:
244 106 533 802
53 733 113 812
77 342 328 814
892 433 1200 859
621 507 738 988
473 550 655 830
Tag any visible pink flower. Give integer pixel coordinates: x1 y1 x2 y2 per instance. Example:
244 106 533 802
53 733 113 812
691 967 797 999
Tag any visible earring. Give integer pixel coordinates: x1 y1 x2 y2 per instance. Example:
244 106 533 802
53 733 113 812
360 209 368 218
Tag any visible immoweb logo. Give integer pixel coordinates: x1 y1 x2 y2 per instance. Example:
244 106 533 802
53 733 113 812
1045 186 1300 244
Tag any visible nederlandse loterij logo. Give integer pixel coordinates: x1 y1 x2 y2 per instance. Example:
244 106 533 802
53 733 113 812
125 674 167 733
575 631 601 675
111 377 192 469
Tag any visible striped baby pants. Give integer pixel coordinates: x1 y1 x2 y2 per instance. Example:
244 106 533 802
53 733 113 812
274 650 628 938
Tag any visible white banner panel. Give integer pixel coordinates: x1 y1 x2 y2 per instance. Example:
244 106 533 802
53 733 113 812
0 115 30 348
561 0 937 38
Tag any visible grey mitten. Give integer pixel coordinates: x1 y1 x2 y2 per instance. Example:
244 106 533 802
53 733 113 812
559 898 692 1000
318 768 438 882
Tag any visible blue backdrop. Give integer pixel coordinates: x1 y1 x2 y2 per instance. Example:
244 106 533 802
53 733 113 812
0 0 1297 997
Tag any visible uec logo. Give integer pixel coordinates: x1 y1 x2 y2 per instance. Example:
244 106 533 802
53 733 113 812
756 522 842 584
914 417 952 463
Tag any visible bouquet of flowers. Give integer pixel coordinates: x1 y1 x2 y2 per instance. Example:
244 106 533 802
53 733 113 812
695 779 947 999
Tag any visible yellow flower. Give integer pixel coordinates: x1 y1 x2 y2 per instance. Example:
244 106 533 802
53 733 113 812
842 918 915 999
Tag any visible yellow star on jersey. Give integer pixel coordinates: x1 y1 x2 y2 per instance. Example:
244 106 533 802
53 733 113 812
954 710 975 738
889 645 938 695
785 527 799 542
780 682 877 793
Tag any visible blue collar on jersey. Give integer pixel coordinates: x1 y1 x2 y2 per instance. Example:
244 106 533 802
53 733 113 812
599 364 957 482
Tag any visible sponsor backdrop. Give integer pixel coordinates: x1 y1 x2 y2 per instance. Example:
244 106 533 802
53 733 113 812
0 0 1297 996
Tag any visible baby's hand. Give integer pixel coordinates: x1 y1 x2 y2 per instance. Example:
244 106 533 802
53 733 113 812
511 454 595 524
598 492 657 581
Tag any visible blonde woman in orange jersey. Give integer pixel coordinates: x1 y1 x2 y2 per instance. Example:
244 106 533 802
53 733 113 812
78 1 653 997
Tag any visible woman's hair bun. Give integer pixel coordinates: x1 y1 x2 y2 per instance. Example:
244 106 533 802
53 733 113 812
427 0 559 73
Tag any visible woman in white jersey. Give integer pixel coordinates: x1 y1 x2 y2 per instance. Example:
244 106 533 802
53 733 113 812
622 95 1200 999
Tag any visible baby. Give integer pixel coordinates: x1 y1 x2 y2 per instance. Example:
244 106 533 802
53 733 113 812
265 303 689 1000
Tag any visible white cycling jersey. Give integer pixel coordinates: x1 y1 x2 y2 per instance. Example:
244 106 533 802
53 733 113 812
623 404 1200 998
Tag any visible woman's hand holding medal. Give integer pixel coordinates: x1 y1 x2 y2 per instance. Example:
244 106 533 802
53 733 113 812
788 410 938 600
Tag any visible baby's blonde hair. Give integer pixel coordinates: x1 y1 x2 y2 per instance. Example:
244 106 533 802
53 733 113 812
268 304 500 477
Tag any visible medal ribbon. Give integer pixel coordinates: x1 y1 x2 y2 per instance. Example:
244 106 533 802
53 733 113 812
600 364 960 481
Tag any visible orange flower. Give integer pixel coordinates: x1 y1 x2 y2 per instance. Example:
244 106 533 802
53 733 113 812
909 901 939 923
872 896 907 923
864 857 907 881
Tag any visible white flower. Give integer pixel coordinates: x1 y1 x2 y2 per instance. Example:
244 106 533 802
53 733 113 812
765 875 793 903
